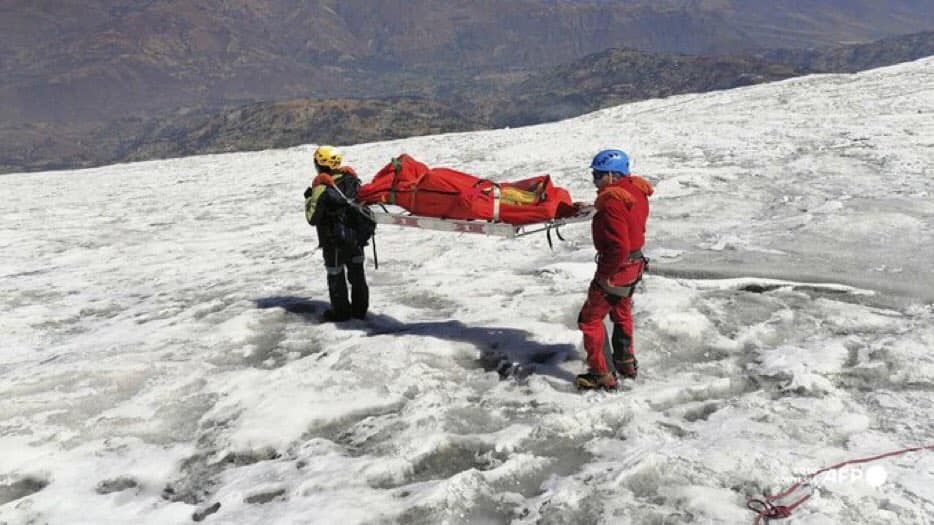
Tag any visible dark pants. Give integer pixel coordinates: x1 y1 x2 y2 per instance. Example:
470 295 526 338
322 244 368 319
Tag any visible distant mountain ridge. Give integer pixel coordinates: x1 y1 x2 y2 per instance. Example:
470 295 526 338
4 0 934 125
6 30 926 174
490 30 934 127
761 30 934 73
2 1 934 173
117 97 487 164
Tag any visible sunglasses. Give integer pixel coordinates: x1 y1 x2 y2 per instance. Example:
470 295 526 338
591 170 610 180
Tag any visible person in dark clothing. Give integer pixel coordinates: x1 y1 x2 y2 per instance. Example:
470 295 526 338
304 145 373 322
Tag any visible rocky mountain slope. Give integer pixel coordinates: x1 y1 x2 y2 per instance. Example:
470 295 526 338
762 29 934 73
2 2 934 173
9 31 928 174
119 97 487 163
9 0 932 123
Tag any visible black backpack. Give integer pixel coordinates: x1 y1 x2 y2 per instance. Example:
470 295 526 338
347 205 376 247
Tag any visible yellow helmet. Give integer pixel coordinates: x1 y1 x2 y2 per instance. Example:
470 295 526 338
314 145 342 169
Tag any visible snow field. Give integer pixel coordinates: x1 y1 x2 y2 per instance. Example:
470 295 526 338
2 57 934 524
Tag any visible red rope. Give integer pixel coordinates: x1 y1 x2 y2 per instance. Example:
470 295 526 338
747 444 934 524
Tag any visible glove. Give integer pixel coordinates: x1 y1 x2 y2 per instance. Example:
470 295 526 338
313 173 335 187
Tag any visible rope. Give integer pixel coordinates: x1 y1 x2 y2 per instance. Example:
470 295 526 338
389 157 401 205
747 444 934 524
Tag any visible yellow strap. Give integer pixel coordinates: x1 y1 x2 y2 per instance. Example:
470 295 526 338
305 185 327 223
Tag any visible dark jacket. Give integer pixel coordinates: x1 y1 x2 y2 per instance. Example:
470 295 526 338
304 167 373 248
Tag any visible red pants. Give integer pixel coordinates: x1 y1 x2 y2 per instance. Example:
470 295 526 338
578 283 635 375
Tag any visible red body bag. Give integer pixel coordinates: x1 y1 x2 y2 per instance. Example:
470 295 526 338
357 154 576 225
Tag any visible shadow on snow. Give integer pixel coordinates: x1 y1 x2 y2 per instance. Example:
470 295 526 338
255 295 577 382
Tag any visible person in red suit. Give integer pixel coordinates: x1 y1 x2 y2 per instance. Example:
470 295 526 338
576 149 654 390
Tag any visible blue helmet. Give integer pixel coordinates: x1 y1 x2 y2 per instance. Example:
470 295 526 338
590 149 630 175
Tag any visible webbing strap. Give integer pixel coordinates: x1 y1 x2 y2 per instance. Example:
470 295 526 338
595 249 645 265
389 157 401 205
601 258 648 297
601 282 635 297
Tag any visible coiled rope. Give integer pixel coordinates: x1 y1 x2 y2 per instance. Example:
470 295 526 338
747 444 934 524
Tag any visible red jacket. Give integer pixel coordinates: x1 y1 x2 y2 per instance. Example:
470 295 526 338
592 175 653 282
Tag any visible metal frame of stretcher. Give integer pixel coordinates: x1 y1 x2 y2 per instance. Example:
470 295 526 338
369 204 596 244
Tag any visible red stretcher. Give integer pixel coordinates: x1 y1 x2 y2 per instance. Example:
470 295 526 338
357 154 594 240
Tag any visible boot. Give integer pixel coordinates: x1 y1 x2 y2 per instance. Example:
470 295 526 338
614 356 638 379
575 372 618 391
319 308 351 323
